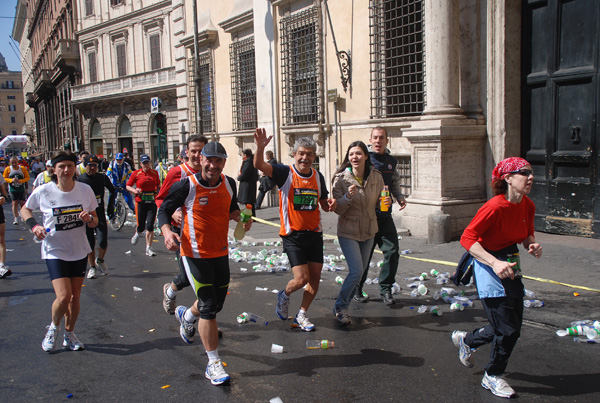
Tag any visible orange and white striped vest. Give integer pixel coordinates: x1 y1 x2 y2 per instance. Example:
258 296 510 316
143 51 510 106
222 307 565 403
279 165 323 236
180 174 233 259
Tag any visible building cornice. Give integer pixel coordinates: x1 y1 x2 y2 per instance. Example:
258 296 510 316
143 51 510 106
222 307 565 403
219 0 253 33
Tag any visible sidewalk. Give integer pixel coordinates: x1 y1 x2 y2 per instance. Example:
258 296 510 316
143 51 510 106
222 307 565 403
234 206 600 293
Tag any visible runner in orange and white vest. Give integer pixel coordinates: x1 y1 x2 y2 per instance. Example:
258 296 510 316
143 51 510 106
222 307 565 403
158 141 251 386
254 128 336 332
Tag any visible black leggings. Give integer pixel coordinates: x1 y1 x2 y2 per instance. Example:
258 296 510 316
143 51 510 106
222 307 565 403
181 255 230 320
135 202 157 233
86 211 108 250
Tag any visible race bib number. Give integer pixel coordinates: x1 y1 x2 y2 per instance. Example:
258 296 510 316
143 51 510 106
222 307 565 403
293 188 318 211
53 205 84 231
141 192 156 202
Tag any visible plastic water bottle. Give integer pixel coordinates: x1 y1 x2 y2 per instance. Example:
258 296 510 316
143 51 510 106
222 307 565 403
233 204 253 240
306 340 335 349
524 289 536 298
523 299 544 308
573 337 599 344
33 227 51 243
236 312 268 325
417 305 427 313
391 283 401 294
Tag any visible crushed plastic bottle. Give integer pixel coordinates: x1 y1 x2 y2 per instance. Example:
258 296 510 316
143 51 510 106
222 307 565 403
430 306 442 316
410 289 419 297
523 299 544 308
391 283 401 295
436 277 449 285
524 289 536 298
306 340 335 349
401 249 413 255
417 305 427 313
237 312 268 325
573 337 599 344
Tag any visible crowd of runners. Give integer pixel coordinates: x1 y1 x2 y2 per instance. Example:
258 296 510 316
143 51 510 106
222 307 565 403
2 127 542 398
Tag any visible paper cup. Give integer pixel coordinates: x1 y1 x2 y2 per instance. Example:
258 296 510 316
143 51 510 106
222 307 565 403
271 344 283 353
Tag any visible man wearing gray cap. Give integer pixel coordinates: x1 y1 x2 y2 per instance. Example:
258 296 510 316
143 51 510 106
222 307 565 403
158 141 252 386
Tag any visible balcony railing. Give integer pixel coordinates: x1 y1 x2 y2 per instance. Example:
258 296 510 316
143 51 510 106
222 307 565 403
71 67 176 102
54 39 80 70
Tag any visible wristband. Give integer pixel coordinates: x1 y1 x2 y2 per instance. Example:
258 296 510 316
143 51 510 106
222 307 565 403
26 217 39 230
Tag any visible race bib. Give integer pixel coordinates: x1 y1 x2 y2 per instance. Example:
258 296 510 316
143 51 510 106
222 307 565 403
141 192 156 202
293 188 318 211
52 205 84 231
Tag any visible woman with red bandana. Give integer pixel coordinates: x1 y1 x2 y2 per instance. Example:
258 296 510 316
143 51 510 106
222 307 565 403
451 157 543 399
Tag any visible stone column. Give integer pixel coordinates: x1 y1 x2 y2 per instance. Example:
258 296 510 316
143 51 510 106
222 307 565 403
460 0 484 121
423 0 462 116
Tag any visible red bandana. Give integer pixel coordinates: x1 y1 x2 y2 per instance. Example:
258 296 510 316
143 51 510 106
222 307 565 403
491 157 530 181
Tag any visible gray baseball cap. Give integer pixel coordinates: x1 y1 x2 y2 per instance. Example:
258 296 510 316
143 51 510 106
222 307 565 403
201 142 228 159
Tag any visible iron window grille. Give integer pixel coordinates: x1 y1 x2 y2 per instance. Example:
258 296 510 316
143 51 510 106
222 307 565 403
394 155 412 196
230 36 257 131
187 52 215 134
280 6 324 125
370 0 424 118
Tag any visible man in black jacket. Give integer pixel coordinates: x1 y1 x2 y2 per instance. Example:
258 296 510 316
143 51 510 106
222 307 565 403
237 149 258 216
356 127 407 305
78 155 116 279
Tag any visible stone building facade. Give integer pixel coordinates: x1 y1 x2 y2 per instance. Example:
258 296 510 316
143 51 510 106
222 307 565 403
23 0 82 156
59 0 599 239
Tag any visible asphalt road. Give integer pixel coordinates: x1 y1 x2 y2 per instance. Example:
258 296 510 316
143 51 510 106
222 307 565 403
1 204 599 402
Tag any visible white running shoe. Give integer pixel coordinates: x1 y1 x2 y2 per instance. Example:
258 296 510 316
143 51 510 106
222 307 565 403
291 314 315 331
13 217 18 225
95 258 109 275
481 372 516 398
0 264 12 279
63 332 85 351
145 247 156 257
42 325 59 352
452 330 474 368
205 360 230 386
131 232 140 245
87 267 97 279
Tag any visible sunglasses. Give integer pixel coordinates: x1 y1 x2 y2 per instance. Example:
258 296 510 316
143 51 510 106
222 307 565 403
509 168 533 177
87 163 98 168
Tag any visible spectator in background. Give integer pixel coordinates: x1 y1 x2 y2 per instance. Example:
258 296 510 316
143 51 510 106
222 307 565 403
255 150 277 210
237 149 258 217
31 157 45 178
123 151 135 171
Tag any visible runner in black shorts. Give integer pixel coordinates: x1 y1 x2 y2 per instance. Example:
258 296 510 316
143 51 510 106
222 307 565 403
77 155 115 279
282 230 324 266
180 256 230 318
126 154 160 257
254 129 336 332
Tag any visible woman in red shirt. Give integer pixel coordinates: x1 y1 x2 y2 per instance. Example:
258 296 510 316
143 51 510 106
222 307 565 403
451 157 543 399
126 154 161 256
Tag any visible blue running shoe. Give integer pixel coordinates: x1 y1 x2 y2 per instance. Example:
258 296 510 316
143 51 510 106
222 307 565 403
205 360 230 386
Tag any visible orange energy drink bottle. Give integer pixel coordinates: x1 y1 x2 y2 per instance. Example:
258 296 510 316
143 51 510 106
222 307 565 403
380 185 389 212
